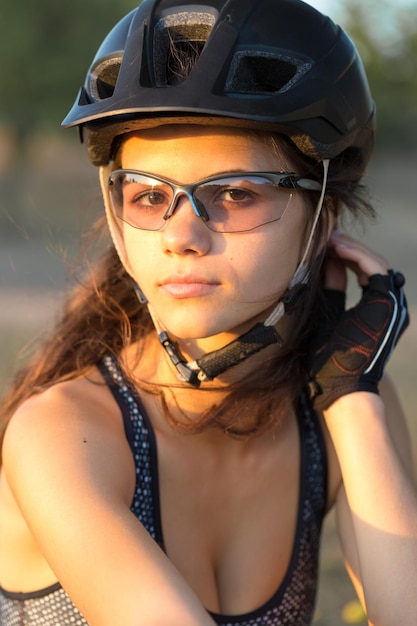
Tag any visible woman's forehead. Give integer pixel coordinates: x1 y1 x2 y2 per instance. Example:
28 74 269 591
119 125 292 171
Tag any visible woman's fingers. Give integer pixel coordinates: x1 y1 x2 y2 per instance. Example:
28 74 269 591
326 231 389 287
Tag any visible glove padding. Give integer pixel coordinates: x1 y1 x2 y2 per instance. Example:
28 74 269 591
308 270 409 412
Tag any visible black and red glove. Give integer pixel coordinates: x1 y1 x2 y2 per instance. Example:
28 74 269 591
308 270 409 412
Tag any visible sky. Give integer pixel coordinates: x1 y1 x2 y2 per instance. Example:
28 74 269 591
304 0 340 13
306 0 417 18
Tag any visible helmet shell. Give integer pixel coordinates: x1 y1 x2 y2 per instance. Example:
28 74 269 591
62 0 375 167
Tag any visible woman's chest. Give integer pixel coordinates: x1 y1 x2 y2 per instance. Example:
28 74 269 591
103 355 330 622
149 415 312 616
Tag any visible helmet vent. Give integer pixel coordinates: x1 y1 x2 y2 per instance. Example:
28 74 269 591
153 11 216 86
226 51 312 95
89 55 123 101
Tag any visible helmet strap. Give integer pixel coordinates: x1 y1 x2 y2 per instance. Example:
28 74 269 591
144 302 283 387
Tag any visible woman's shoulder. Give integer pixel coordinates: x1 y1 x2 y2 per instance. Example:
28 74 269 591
2 367 135 502
4 368 112 439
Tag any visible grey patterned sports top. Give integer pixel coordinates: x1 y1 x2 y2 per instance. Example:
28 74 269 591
0 355 328 626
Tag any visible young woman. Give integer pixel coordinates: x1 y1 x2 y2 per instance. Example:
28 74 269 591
0 1 415 625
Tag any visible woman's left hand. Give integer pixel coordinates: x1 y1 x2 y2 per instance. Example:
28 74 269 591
308 232 409 412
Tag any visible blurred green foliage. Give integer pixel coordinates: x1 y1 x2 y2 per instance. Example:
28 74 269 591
0 0 416 150
0 0 135 147
341 0 417 149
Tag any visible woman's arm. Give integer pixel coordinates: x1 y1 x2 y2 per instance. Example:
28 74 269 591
2 377 215 626
315 232 417 625
329 384 417 626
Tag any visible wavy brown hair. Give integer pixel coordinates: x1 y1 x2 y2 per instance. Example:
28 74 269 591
0 133 375 459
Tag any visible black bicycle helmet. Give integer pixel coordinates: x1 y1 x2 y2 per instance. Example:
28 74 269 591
62 0 375 168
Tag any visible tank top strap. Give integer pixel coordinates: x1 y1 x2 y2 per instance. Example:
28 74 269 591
97 355 164 547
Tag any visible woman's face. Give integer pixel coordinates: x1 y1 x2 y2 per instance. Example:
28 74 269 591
115 125 311 346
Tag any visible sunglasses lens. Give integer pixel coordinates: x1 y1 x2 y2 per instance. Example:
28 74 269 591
109 172 174 231
194 175 293 232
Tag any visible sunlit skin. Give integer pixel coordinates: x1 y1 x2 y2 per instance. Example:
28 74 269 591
114 126 311 364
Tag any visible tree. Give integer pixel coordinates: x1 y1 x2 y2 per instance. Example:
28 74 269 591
0 0 136 152
340 0 417 148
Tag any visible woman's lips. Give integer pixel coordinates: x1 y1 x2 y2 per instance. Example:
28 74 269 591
159 276 219 298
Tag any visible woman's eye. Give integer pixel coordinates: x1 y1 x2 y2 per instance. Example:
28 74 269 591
219 187 254 203
127 187 168 208
140 191 166 206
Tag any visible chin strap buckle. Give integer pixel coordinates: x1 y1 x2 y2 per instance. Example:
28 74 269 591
159 332 201 386
159 323 283 387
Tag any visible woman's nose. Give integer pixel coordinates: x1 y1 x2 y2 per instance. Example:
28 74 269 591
160 196 212 255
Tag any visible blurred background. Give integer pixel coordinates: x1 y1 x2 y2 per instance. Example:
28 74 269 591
1 1 416 624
